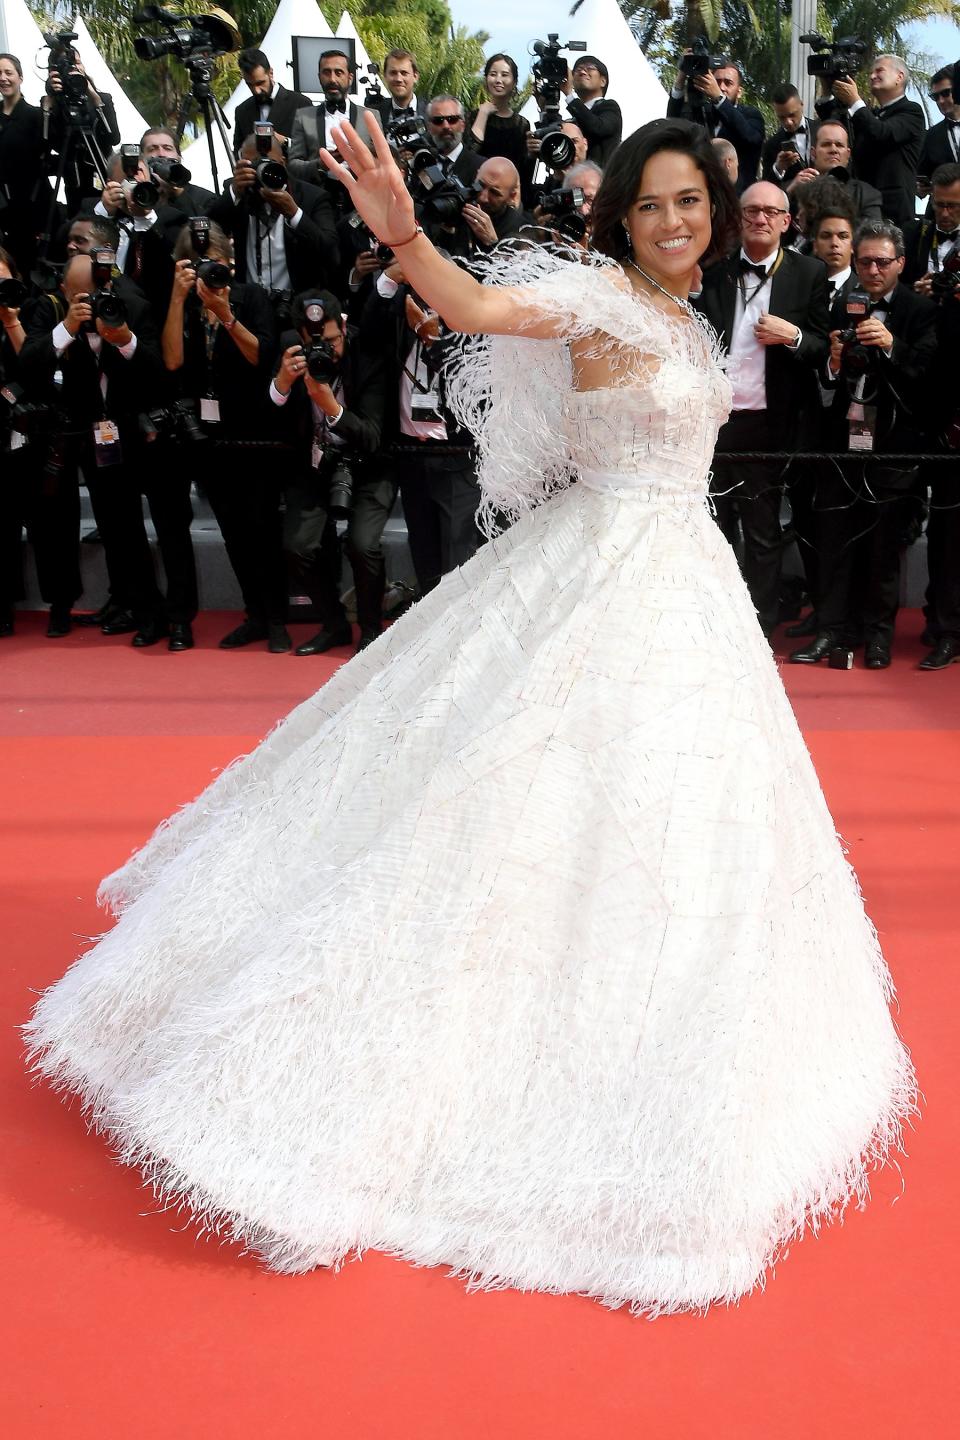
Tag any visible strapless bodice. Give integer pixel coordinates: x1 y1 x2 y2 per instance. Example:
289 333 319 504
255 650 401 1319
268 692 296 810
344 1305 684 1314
561 353 732 500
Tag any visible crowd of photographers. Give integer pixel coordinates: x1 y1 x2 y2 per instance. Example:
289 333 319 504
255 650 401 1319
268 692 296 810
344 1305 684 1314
0 26 958 668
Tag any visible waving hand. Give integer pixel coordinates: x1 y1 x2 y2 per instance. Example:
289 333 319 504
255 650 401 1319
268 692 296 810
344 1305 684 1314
320 113 418 246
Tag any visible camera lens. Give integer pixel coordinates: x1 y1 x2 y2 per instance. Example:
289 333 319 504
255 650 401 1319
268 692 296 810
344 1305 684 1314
0 278 27 308
196 259 231 290
132 179 160 209
256 159 287 191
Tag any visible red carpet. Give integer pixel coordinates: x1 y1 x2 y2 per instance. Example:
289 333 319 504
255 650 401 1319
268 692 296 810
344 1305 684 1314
3 610 957 1438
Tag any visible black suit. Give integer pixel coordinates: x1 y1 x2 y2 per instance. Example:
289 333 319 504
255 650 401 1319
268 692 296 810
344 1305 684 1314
696 248 830 633
0 98 50 273
902 217 958 284
272 326 391 633
774 160 884 222
42 91 120 212
669 92 764 192
815 283 938 644
209 177 339 295
233 84 314 157
761 125 812 182
848 97 925 227
564 97 622 169
917 117 959 180
921 288 960 639
21 287 165 623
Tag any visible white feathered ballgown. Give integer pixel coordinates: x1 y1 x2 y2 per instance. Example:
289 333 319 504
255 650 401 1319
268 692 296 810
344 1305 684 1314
26 252 915 1315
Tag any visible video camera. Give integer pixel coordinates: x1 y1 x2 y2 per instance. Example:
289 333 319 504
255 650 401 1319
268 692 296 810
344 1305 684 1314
133 6 240 88
538 187 587 241
801 32 868 84
148 156 192 188
531 34 586 168
360 63 384 106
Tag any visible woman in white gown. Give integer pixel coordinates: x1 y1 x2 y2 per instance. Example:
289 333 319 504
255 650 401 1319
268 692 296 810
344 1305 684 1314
26 118 916 1315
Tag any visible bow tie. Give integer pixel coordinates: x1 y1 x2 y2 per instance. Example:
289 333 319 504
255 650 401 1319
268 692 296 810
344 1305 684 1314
739 259 768 278
392 106 413 118
325 99 347 114
936 229 959 242
258 93 273 109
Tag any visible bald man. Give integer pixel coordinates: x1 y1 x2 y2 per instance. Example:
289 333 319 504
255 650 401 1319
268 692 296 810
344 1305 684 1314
462 157 533 250
828 54 924 226
694 181 830 636
711 136 739 188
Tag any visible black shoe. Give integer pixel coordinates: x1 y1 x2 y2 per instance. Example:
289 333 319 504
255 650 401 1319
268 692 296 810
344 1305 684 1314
0 608 13 637
785 612 818 639
356 627 381 653
101 608 137 636
789 633 835 664
81 526 102 544
219 620 268 649
168 622 195 652
864 642 891 670
46 606 72 638
295 625 352 656
132 620 170 648
919 637 960 671
268 624 292 653
74 601 114 627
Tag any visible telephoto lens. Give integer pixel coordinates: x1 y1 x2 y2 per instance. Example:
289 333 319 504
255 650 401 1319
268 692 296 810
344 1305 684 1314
132 178 161 209
149 157 191 187
254 158 287 191
305 337 339 383
91 290 128 327
0 277 28 308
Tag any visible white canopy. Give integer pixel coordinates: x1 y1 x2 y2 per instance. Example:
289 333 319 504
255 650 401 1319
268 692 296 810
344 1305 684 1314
520 0 667 147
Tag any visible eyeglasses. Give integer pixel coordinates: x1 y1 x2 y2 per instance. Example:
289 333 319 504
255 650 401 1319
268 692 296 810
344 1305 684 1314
930 88 954 101
429 114 462 125
933 199 960 212
742 205 788 220
857 255 899 271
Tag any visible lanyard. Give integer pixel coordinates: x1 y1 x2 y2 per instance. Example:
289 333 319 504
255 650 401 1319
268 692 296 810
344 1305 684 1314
737 247 785 308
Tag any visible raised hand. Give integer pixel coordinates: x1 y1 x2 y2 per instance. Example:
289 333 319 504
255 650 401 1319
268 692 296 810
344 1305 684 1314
320 113 417 246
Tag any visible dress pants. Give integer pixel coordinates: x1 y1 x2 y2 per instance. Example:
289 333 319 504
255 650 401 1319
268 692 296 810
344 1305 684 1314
383 445 481 596
141 441 199 624
710 409 785 635
283 467 398 633
923 457 960 639
78 439 162 624
815 459 917 646
205 442 287 625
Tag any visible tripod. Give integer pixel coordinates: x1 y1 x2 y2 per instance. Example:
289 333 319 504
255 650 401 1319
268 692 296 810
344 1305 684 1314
33 99 111 285
174 61 234 194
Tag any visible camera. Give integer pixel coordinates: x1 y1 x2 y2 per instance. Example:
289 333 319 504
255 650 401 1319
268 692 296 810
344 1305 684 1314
538 187 587 241
84 248 127 328
387 114 431 156
0 379 54 442
43 30 89 108
326 458 354 518
360 62 384 106
344 212 394 265
838 287 872 375
413 165 482 226
149 156 191 187
121 142 161 209
677 37 724 126
196 258 231 289
139 398 209 444
930 252 960 302
301 301 340 383
531 34 586 164
247 120 287 191
0 277 28 308
133 6 240 92
801 32 867 84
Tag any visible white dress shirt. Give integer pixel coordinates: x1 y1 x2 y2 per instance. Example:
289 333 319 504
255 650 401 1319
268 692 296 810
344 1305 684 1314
728 248 780 411
93 201 159 271
239 200 303 291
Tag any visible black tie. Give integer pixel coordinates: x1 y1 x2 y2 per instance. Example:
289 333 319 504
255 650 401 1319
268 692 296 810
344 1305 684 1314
739 259 767 279
936 229 959 242
259 93 273 109
392 107 413 119
325 99 346 114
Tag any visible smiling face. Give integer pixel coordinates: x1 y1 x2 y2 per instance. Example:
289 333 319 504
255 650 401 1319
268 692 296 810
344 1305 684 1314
485 60 516 102
0 55 22 107
384 57 417 104
624 149 713 290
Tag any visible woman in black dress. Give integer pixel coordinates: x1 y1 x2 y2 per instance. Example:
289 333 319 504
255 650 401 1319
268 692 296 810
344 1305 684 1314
466 54 534 198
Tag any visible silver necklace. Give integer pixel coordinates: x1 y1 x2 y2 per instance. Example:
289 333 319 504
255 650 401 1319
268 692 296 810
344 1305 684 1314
624 258 694 318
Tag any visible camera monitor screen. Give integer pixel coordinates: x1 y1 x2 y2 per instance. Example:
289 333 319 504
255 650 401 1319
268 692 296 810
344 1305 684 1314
291 36 358 97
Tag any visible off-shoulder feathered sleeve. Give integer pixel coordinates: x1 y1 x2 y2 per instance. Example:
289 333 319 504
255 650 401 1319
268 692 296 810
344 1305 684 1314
444 242 724 537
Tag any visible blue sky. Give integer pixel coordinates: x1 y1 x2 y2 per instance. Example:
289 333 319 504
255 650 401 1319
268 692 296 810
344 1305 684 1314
449 2 959 100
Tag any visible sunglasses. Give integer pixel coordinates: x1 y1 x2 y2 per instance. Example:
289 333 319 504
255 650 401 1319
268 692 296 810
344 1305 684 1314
930 88 954 101
429 115 462 125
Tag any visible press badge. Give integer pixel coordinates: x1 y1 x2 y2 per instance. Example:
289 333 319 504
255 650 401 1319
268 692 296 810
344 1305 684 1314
847 402 876 452
93 419 123 467
311 435 323 469
410 385 443 423
200 397 221 423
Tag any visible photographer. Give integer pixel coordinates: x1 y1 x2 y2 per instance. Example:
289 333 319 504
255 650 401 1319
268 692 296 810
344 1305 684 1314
532 161 602 247
762 85 811 182
462 159 533 251
210 134 339 313
270 290 388 654
19 251 165 640
697 182 829 637
233 48 312 158
793 220 937 668
41 43 120 213
161 222 287 652
668 53 763 192
83 149 178 319
140 127 216 222
779 119 883 223
528 120 587 204
827 55 924 227
362 259 481 596
917 67 960 202
0 53 49 277
903 162 960 668
535 54 619 170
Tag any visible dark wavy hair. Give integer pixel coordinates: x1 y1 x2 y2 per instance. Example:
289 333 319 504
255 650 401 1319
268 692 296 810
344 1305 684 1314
591 119 740 268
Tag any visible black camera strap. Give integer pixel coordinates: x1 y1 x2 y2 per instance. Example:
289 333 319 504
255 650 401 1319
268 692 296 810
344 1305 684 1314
736 247 785 308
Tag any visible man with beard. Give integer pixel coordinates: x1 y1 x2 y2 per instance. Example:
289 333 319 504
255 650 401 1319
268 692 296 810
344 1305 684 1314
288 49 376 209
